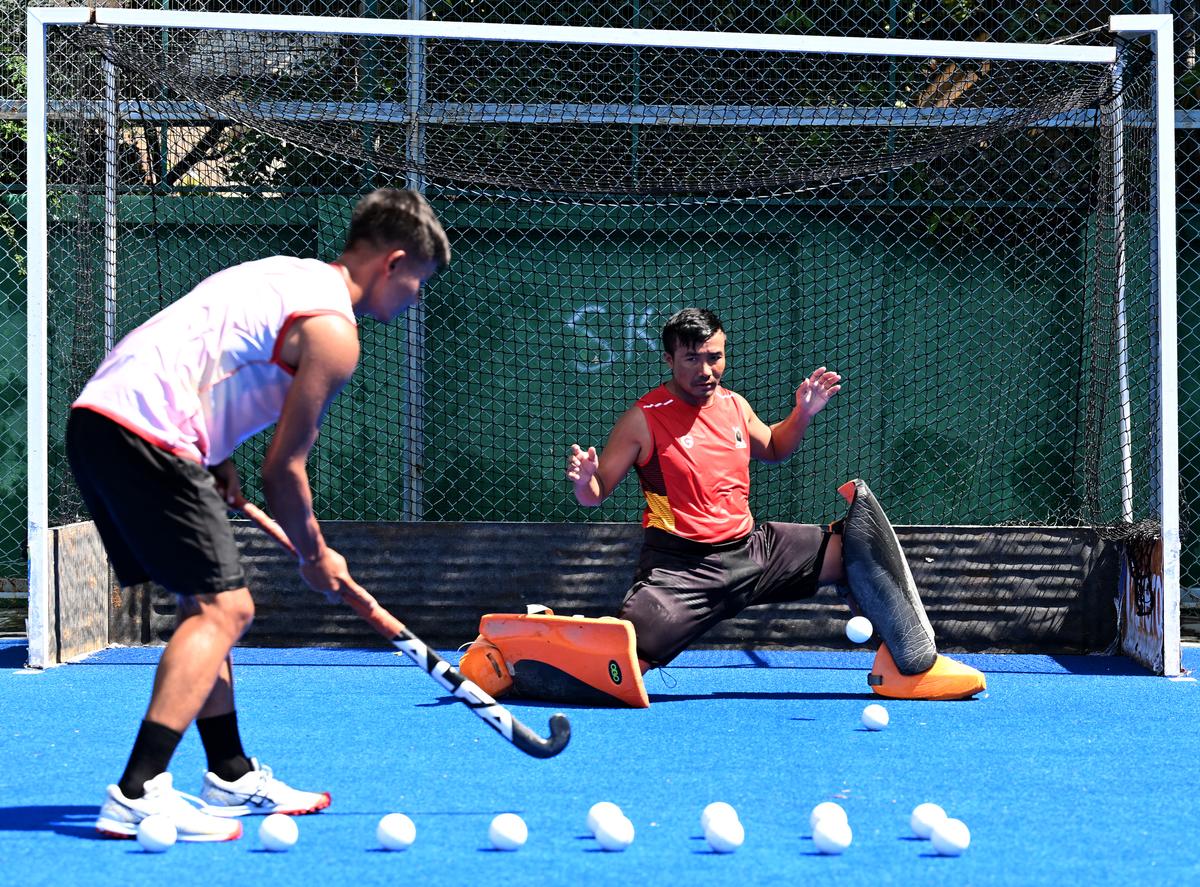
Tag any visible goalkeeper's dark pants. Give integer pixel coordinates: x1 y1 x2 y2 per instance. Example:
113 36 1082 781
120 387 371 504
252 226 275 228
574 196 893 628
617 523 830 669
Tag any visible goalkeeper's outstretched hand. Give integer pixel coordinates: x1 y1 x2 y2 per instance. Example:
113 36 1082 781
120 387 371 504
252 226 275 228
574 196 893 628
795 366 843 417
567 443 600 486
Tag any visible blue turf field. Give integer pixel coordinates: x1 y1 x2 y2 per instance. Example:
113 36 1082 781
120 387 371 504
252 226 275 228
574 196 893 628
2 638 1197 885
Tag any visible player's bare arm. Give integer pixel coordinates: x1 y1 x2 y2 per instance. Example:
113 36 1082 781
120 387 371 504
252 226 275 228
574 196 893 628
744 366 842 463
263 314 360 595
567 406 651 506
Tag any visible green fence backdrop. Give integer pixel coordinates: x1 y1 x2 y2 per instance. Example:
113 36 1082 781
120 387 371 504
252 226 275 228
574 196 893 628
1 1 1195 627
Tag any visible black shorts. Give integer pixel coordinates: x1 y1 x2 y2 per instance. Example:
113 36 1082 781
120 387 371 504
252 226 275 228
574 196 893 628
66 408 247 596
617 523 829 668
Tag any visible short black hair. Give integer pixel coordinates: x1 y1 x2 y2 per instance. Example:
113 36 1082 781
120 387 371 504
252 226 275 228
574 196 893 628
344 188 451 268
662 308 723 354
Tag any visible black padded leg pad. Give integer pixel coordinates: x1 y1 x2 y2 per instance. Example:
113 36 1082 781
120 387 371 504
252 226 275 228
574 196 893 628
840 478 937 674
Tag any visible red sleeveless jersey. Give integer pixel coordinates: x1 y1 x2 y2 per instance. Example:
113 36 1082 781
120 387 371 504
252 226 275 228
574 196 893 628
634 384 753 543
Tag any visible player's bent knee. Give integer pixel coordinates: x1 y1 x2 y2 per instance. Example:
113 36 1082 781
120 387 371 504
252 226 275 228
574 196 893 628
208 587 255 639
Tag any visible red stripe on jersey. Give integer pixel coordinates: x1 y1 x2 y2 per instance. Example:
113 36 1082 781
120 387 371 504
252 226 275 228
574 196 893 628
269 309 354 375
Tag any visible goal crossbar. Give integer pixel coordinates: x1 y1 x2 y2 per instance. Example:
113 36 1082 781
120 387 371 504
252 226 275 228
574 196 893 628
30 7 1117 65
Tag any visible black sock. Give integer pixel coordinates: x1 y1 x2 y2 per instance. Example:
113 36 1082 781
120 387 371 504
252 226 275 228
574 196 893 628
196 711 253 782
118 720 183 799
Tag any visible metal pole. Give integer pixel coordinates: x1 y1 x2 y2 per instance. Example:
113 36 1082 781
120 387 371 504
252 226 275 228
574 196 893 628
25 10 51 669
1109 41 1134 524
403 0 427 522
84 9 1118 65
1148 17 1182 676
24 9 90 666
103 58 118 352
1110 14 1181 676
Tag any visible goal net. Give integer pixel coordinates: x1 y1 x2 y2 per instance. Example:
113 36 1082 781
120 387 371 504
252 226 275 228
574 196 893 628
26 11 1174 667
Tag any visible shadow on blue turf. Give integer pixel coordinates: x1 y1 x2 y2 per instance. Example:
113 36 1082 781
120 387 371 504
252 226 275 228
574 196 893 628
648 690 878 703
413 689 879 709
1051 655 1156 676
0 805 102 839
0 640 28 669
969 654 1158 676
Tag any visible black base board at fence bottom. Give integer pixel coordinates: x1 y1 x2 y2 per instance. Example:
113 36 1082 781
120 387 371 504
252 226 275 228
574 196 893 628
106 521 1118 655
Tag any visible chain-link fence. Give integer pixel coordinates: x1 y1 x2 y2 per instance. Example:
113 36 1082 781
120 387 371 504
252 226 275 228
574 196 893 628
4 1 1195 636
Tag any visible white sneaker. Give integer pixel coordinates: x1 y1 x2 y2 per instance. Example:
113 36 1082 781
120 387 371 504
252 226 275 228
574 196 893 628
96 772 243 841
199 758 331 817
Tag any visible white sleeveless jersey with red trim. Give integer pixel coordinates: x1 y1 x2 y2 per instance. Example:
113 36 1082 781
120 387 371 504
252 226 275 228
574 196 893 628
73 256 356 466
634 383 754 543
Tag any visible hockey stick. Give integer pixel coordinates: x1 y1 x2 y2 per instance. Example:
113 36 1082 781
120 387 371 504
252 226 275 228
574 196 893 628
235 498 570 759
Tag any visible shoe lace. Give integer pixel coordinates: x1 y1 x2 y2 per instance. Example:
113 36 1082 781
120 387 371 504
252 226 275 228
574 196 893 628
246 762 287 800
146 781 208 816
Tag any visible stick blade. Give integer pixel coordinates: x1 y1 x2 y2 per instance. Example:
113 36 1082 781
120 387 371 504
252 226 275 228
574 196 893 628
514 712 571 759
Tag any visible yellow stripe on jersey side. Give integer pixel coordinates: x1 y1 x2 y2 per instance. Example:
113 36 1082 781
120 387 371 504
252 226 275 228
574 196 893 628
643 490 676 532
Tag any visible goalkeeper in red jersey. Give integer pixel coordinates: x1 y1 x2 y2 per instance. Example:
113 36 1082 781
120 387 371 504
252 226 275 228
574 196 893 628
559 307 985 701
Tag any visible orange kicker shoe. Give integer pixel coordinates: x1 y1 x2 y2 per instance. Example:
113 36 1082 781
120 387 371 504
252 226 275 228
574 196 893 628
459 635 515 698
868 643 986 701
481 613 650 708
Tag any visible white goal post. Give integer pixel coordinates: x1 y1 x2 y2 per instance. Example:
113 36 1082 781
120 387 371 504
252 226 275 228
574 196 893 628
24 8 1178 673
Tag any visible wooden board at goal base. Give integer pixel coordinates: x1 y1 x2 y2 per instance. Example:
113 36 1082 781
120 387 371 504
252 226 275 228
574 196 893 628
1119 537 1182 676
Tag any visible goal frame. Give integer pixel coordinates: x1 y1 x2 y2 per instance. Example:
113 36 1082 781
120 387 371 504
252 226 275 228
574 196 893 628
24 7 1178 672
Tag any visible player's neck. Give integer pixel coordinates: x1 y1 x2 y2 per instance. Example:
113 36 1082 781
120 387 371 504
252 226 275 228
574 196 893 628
665 379 717 408
329 258 364 307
